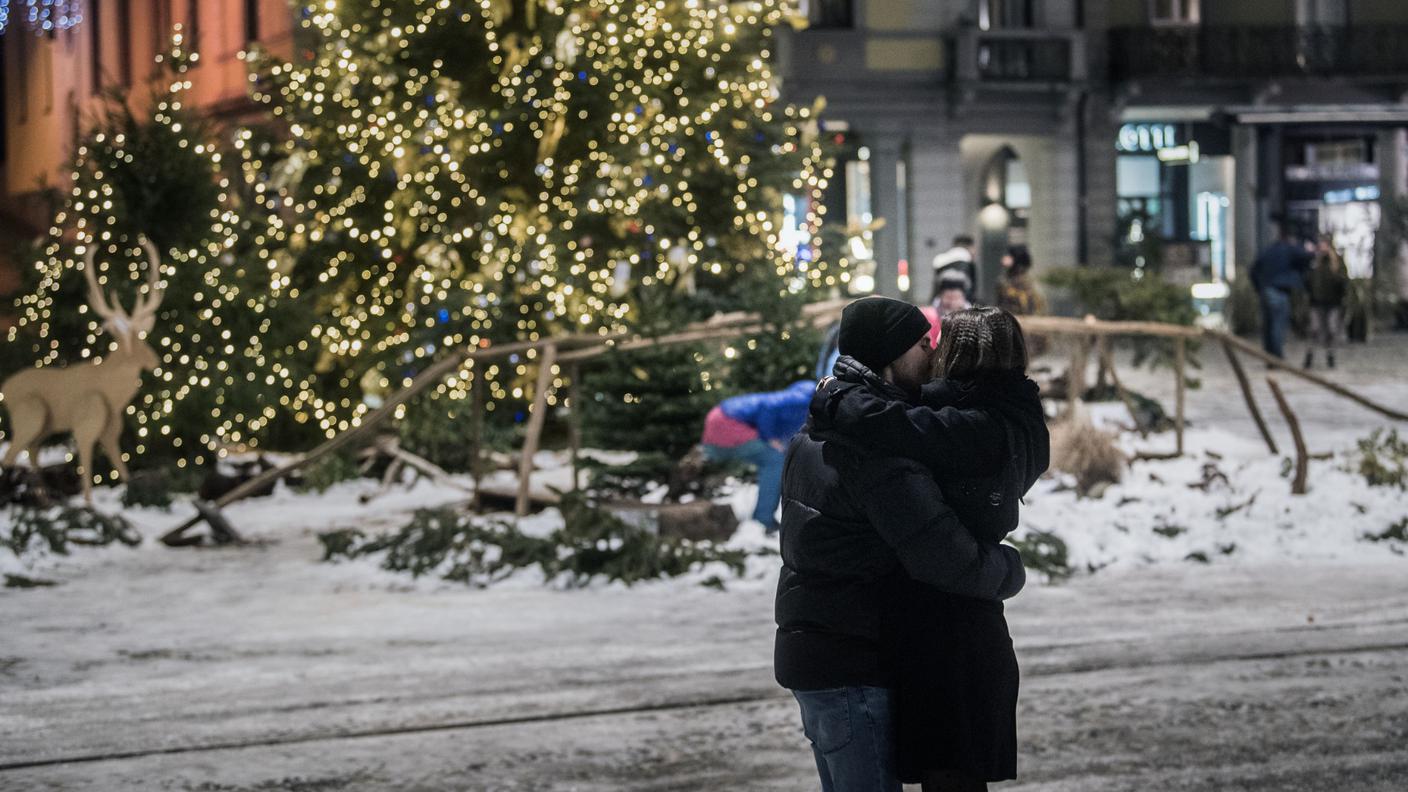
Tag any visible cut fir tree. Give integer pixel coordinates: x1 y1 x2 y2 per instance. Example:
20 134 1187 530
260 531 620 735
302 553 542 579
245 0 837 439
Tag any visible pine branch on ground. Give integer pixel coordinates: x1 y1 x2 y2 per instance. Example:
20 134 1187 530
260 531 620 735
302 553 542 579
319 492 748 588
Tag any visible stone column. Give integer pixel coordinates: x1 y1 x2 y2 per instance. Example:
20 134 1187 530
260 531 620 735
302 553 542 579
1376 127 1408 303
869 133 905 298
1081 96 1118 267
1232 123 1261 283
907 130 966 303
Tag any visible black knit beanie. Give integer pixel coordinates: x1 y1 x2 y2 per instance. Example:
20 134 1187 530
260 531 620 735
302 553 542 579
837 296 931 373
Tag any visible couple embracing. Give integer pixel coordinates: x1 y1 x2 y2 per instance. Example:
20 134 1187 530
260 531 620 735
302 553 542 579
775 296 1050 791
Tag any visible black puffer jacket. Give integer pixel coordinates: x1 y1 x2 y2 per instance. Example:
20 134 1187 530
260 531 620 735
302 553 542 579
810 356 1051 783
773 369 1027 693
810 357 1049 541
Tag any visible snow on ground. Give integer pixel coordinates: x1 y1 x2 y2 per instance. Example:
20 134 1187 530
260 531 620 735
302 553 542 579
1018 401 1407 572
1 334 1406 790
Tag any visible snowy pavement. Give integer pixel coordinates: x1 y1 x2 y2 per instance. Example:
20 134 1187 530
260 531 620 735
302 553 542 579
2 332 1407 791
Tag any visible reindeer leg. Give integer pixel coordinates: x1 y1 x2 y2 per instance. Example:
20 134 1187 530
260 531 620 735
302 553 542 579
71 397 108 505
100 419 131 482
3 398 48 468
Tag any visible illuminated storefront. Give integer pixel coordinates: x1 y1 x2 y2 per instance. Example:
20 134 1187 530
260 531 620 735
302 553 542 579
1115 122 1235 283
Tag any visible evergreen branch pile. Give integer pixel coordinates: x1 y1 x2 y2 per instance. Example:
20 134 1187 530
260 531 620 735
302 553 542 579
319 492 748 588
3 505 141 559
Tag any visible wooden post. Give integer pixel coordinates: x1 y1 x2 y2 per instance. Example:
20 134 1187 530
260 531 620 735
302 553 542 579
470 367 486 513
1266 377 1309 495
516 344 559 517
1094 336 1111 392
1096 341 1147 437
567 362 583 492
1221 341 1279 455
1067 335 1088 416
1174 337 1186 457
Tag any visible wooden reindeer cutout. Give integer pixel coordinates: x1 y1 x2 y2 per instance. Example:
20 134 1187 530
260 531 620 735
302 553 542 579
1 238 165 502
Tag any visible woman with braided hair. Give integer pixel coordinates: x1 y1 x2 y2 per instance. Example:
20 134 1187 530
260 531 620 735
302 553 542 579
808 306 1049 791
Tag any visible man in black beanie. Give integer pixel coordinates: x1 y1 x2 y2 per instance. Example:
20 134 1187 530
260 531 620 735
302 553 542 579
774 296 1025 792
836 296 935 394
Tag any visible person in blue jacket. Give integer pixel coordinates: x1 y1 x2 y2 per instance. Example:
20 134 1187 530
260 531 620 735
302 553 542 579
1251 221 1313 360
699 381 816 532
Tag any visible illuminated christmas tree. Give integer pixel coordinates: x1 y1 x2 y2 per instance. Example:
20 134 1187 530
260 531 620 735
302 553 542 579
1 31 320 471
245 0 838 437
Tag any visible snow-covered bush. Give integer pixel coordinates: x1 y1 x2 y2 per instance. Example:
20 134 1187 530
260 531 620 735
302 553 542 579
1353 429 1408 490
2 505 141 588
1007 528 1072 581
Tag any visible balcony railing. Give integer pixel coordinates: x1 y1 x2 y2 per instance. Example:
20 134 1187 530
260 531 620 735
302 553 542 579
1111 25 1408 81
953 28 1084 83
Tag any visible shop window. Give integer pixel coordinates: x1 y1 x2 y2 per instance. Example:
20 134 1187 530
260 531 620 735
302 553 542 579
1150 0 1199 25
1307 140 1366 167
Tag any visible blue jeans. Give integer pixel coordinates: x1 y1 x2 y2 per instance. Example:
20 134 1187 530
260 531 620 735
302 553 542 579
793 687 902 792
701 439 784 529
1260 287 1292 359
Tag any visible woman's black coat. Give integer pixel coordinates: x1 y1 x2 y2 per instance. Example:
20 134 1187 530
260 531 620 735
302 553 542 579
810 356 1050 783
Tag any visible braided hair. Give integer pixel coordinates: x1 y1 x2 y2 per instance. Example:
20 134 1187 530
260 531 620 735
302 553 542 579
932 306 1028 380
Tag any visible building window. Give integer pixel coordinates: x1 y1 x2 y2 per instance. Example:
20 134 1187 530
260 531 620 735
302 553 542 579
152 0 169 54
245 0 261 43
90 0 102 92
979 0 1035 30
0 39 7 163
1150 0 1199 25
118 0 133 86
187 0 200 54
13 28 27 124
800 0 852 29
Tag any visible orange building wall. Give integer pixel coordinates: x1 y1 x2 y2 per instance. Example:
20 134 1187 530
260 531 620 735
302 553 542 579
0 0 295 238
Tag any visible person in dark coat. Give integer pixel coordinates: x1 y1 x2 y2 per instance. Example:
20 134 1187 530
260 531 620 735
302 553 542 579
1304 233 1350 370
809 306 1049 791
776 297 1027 792
994 245 1044 318
1250 223 1313 360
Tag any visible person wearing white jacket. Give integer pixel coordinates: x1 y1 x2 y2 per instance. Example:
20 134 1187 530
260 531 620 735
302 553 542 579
931 235 977 303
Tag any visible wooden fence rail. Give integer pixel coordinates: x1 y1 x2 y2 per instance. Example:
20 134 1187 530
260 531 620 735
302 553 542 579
162 304 1405 543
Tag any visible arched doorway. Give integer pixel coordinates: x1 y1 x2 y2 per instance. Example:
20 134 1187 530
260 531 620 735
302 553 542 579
975 145 1030 301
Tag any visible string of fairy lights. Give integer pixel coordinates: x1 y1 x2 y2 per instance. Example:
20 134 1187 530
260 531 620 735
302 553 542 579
8 1 839 464
245 0 836 437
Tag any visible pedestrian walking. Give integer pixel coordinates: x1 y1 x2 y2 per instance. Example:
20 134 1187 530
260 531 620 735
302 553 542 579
698 381 814 533
1305 233 1350 369
775 296 1026 792
1250 222 1313 360
933 279 973 319
994 245 1043 318
932 235 978 304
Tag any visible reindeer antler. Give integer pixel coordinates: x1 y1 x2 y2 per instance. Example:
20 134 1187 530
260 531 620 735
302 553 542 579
131 236 166 319
81 243 126 323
